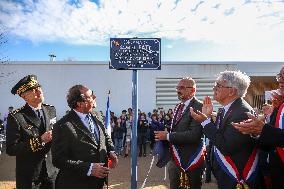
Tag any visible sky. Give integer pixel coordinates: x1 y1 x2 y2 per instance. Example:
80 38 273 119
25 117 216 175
0 0 284 62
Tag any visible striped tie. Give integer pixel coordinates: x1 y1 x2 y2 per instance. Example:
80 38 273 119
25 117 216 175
86 114 99 142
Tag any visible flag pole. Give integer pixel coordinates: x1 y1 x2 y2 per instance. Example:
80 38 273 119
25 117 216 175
105 90 111 189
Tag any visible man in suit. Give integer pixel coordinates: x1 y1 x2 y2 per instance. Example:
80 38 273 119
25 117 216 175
233 66 284 189
155 77 204 189
6 75 57 189
190 70 259 189
51 85 118 189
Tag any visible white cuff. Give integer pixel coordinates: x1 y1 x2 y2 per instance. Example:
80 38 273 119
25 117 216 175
87 163 94 176
201 118 211 128
167 133 170 141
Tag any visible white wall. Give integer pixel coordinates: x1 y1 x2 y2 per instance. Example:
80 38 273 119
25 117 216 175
0 61 282 119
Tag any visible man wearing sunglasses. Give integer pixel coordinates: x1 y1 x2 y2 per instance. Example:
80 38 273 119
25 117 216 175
6 75 57 189
51 85 117 189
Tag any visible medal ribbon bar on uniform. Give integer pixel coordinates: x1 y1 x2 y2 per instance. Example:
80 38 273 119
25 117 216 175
275 103 284 162
214 146 259 186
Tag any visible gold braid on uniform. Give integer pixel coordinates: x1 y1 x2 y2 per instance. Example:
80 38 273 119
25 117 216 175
16 78 38 95
29 137 44 152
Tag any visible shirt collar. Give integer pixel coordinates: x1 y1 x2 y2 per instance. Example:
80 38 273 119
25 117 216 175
223 100 235 115
183 96 194 107
73 109 89 121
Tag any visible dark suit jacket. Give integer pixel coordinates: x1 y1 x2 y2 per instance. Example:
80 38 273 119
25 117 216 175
259 106 284 148
259 106 284 189
167 97 203 188
6 103 57 189
203 98 258 189
51 110 114 189
169 97 203 166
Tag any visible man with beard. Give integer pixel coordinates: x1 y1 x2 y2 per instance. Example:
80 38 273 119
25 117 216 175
6 75 57 189
233 66 284 189
190 71 259 189
51 85 118 189
155 77 204 189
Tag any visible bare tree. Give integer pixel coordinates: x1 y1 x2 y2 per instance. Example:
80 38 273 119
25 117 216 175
0 27 15 84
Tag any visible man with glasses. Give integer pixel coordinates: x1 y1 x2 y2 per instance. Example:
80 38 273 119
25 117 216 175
6 75 57 189
190 71 260 189
155 77 204 189
233 66 284 189
51 85 118 189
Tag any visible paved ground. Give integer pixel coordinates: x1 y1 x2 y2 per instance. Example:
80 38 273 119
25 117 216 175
0 148 218 189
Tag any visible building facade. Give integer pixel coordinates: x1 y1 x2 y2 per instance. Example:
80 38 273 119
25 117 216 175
0 61 282 119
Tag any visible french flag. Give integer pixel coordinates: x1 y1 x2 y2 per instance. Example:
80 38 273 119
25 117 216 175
105 91 111 137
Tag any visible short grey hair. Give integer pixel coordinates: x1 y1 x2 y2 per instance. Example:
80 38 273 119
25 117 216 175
216 70 250 97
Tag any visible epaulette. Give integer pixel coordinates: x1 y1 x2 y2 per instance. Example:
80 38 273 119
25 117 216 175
11 106 25 115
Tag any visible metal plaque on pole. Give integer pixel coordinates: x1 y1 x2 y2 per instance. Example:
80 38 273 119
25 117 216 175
109 38 161 189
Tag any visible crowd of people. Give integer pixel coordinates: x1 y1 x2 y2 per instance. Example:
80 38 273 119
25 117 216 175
103 107 174 158
2 66 284 189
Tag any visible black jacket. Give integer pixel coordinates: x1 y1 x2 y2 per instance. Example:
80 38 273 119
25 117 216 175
6 103 57 189
51 110 114 189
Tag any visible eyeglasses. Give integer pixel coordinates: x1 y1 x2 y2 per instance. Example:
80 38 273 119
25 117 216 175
81 90 96 101
175 86 194 90
276 74 284 81
213 82 232 89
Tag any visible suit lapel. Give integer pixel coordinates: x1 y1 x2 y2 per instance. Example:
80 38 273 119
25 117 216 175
42 105 50 131
70 110 98 146
22 104 41 128
92 113 103 146
219 98 241 129
174 97 196 126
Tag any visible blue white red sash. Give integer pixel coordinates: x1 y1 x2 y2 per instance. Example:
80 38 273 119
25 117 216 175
169 102 205 171
170 142 205 171
275 103 284 162
214 146 259 184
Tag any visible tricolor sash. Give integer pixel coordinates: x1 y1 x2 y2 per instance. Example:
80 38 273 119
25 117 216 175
169 102 205 171
214 146 259 186
275 103 284 162
170 142 206 172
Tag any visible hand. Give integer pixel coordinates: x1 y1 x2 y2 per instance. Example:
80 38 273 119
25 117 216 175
154 131 168 141
41 131 52 143
91 163 110 178
190 107 208 123
271 91 284 108
232 112 265 135
108 152 118 169
202 96 213 117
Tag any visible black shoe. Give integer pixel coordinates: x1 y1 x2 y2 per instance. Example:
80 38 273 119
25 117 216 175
139 153 142 157
124 154 128 158
143 153 146 157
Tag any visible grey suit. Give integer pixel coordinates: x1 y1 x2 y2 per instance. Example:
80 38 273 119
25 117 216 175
168 97 204 189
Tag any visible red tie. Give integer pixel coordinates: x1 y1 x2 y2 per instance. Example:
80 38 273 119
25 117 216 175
175 103 185 122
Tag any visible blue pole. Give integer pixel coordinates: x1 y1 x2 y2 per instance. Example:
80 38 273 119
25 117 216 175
131 69 138 189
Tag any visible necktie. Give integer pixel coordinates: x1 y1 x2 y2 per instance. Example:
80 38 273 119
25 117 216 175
86 114 99 142
216 107 225 128
36 109 46 134
175 103 185 122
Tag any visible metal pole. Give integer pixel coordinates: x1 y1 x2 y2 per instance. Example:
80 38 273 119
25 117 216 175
131 69 138 189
